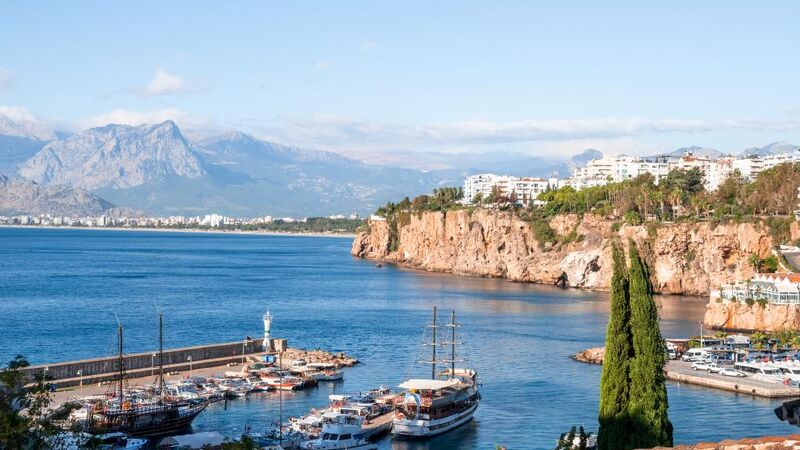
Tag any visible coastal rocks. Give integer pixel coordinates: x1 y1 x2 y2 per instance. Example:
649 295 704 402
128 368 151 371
572 347 605 364
282 348 358 368
351 209 782 295
704 300 800 332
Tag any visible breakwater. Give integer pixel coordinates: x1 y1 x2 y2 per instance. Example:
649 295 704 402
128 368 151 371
22 339 269 388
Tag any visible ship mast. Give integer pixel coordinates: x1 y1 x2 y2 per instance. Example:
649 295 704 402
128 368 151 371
158 311 165 402
431 306 437 380
450 310 456 378
117 321 124 405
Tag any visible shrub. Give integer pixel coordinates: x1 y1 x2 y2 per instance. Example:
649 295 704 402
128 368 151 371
745 298 755 307
756 298 768 308
762 255 779 273
611 221 622 232
624 210 643 225
531 220 558 250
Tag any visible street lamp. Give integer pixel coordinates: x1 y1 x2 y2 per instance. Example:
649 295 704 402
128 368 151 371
151 353 156 376
699 321 704 348
77 370 83 395
242 339 246 364
187 356 193 378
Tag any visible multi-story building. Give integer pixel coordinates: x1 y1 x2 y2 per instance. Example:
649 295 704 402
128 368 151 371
462 174 558 205
569 150 800 192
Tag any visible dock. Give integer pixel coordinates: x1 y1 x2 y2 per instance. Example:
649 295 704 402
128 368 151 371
666 361 800 398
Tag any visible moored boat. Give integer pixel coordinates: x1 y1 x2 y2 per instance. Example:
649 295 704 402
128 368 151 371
392 308 481 439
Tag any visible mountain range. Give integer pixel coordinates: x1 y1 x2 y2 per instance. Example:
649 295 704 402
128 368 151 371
0 112 798 217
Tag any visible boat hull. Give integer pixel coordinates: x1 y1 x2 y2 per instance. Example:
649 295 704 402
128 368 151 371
392 402 478 439
85 402 207 438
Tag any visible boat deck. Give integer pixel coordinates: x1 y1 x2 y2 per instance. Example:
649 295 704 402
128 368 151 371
363 412 394 438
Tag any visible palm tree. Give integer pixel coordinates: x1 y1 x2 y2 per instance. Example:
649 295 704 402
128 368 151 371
751 331 768 350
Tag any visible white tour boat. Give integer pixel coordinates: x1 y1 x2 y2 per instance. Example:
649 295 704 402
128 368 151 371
393 307 481 439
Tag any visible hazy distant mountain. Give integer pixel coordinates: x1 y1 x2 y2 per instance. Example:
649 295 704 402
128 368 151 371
741 141 800 157
0 135 46 174
0 112 57 141
650 146 724 159
19 121 205 190
0 174 113 216
11 122 457 216
559 148 603 174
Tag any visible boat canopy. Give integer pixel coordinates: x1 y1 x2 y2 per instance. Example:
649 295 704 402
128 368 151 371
158 431 226 449
398 379 460 391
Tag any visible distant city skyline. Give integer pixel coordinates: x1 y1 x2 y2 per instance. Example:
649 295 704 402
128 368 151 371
2 1 800 168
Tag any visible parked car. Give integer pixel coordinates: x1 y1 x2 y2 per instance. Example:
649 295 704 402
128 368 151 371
691 361 722 372
719 367 746 378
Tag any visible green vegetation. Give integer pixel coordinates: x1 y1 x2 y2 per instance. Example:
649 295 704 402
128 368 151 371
141 217 366 234
597 242 671 450
626 242 672 448
0 355 61 449
597 243 631 450
748 253 779 273
530 219 558 250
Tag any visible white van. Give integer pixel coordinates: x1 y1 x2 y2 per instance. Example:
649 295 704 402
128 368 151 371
681 348 710 362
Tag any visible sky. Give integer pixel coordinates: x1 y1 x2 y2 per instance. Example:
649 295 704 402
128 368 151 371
2 1 800 168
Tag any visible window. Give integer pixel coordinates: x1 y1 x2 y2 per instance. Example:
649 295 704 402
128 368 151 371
339 434 351 440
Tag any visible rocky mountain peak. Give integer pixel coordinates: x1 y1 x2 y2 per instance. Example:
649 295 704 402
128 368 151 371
18 121 205 190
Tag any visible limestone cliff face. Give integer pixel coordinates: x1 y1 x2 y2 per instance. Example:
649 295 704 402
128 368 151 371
704 300 800 332
351 209 792 296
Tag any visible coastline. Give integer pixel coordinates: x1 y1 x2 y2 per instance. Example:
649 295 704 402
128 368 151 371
0 224 355 238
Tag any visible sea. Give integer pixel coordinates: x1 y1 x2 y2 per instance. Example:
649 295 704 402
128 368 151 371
0 227 794 449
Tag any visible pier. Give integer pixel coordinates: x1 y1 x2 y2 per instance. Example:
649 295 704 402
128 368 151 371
23 338 284 389
666 361 800 398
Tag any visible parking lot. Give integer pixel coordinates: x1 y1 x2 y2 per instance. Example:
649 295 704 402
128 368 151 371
666 360 800 398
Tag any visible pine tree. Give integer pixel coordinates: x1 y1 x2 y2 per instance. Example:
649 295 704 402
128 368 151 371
597 242 631 450
626 241 673 448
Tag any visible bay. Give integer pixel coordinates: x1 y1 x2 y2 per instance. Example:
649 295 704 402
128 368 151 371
0 227 793 449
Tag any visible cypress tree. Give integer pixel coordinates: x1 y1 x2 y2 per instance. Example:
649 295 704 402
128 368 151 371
626 241 673 448
597 242 631 450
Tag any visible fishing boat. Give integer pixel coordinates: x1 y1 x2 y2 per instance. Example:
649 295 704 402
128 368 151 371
82 314 208 438
392 308 481 439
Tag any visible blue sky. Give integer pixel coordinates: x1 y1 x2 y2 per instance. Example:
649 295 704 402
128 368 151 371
2 1 800 167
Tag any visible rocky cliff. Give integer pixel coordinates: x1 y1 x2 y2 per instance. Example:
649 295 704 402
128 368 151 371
351 208 796 296
704 300 800 332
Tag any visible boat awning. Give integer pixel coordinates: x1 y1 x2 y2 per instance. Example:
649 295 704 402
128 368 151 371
158 431 226 449
398 379 459 391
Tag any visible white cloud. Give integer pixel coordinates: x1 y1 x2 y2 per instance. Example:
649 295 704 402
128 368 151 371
0 67 15 92
314 61 330 70
262 114 799 151
361 42 378 51
144 68 188 96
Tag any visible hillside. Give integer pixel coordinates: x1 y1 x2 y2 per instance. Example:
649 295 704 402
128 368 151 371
0 174 113 216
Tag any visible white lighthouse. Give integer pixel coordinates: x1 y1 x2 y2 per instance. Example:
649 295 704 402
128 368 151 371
263 309 273 351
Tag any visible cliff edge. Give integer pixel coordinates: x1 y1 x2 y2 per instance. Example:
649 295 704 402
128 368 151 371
352 209 795 296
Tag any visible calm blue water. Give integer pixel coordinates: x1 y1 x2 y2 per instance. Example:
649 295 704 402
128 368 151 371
0 227 795 449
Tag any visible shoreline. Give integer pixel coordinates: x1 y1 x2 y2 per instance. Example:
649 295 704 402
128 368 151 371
0 224 355 238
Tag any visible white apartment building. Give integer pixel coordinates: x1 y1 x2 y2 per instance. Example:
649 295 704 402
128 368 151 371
569 151 800 192
463 173 558 205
